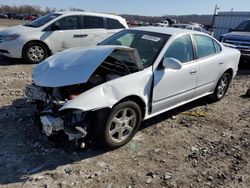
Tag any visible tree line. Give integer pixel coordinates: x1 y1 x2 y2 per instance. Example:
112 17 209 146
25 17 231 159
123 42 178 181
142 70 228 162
0 4 84 15
121 14 213 25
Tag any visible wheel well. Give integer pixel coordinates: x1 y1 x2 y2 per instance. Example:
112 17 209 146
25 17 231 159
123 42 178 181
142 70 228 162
22 40 52 58
225 68 234 81
119 95 146 119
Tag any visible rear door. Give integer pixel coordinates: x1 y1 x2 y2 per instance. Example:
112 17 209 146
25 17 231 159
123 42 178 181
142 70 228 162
192 34 223 97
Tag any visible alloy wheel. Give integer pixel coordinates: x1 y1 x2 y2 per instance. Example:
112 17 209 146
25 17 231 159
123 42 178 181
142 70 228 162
108 107 137 143
28 45 45 62
217 74 229 99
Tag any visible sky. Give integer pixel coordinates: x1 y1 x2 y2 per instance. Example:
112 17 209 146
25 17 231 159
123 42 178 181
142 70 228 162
1 0 250 16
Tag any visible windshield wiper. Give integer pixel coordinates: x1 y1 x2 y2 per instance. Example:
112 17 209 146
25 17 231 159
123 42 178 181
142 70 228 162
24 24 38 28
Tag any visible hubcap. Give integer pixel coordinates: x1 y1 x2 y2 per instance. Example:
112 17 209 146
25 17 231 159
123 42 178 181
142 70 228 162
108 108 137 143
217 75 229 98
28 45 45 62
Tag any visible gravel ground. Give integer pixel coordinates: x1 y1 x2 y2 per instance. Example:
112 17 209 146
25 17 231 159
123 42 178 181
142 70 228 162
0 54 249 188
0 19 249 188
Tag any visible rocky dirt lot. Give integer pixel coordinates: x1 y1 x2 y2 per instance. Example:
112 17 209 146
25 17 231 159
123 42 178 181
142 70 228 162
0 20 249 187
0 54 249 188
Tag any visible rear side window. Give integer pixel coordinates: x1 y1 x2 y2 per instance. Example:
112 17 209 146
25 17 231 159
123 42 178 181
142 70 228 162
193 35 215 58
213 40 222 53
164 34 194 63
234 20 250 32
107 18 125 29
84 16 104 29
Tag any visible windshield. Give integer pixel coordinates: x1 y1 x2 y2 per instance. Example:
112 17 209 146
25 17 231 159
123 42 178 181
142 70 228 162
24 13 61 28
100 29 170 67
234 20 250 32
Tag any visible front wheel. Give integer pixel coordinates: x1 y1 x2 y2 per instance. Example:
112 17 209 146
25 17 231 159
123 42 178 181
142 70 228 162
98 101 142 149
211 72 231 101
23 42 48 63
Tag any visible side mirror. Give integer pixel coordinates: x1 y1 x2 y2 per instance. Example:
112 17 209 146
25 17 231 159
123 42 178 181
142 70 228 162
229 28 233 32
162 58 182 70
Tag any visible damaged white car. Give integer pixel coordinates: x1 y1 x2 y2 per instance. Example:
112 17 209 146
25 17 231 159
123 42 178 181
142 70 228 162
26 27 241 148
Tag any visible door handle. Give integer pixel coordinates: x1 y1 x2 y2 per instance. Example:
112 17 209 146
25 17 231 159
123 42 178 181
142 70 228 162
219 62 224 65
189 69 197 75
73 34 88 38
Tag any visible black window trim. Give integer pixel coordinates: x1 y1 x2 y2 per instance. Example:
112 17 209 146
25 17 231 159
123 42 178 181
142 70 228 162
105 17 125 30
82 15 105 29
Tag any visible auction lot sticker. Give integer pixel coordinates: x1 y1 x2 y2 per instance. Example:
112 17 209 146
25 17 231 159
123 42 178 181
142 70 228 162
141 35 161 42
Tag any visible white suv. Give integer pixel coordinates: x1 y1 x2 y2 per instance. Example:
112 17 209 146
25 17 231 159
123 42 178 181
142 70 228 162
0 11 128 63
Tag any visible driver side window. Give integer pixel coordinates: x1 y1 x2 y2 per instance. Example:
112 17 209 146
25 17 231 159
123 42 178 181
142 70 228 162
164 35 194 63
52 16 79 30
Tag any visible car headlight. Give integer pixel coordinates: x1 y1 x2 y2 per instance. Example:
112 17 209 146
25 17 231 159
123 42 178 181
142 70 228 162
2 34 20 42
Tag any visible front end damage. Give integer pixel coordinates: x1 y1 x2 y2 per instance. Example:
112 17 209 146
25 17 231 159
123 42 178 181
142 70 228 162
26 84 89 140
26 46 144 142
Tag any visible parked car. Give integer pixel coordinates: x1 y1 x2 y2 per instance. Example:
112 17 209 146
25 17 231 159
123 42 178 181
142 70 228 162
220 20 250 59
6 13 25 20
26 27 240 148
0 11 128 63
154 20 169 27
24 14 39 21
170 23 209 34
0 13 8 19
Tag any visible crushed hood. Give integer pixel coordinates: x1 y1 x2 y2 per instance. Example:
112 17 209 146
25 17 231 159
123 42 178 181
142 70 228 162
32 45 142 87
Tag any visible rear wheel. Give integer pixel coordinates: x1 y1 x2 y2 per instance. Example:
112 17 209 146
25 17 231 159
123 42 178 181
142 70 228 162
97 101 142 148
211 72 231 101
23 42 48 63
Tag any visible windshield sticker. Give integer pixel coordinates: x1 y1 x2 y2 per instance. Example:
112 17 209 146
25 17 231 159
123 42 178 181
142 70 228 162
141 35 161 42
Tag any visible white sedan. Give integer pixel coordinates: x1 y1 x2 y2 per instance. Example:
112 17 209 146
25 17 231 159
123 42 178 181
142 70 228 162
27 27 241 148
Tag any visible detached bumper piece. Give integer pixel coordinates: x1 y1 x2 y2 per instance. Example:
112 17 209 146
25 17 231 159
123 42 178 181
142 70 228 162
40 114 87 141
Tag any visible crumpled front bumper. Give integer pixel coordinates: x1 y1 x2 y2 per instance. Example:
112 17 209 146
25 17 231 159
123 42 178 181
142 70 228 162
40 113 87 140
40 115 64 136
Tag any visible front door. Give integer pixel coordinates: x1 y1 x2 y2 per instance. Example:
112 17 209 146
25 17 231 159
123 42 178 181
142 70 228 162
152 34 198 113
46 15 82 53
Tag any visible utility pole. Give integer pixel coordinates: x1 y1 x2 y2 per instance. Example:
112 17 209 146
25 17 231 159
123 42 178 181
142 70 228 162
211 4 220 35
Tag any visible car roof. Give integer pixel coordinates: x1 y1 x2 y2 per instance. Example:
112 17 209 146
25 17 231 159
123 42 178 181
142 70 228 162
130 26 206 36
54 11 124 20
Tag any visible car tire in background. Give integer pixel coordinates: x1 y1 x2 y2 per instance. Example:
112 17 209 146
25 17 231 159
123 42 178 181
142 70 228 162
98 101 142 149
23 42 49 63
211 72 231 101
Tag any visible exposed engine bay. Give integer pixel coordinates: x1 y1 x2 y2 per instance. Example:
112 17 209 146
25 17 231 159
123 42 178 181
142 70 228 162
26 50 141 141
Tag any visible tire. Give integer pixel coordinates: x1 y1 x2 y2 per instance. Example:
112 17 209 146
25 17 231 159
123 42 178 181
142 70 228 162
211 72 231 101
97 101 142 149
23 42 48 63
